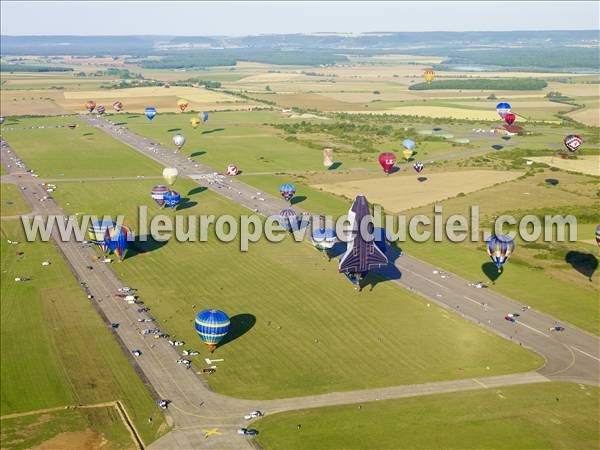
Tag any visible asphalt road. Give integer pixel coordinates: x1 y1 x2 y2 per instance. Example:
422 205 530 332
2 115 598 449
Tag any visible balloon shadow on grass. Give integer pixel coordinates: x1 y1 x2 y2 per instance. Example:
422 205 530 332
328 162 342 171
113 122 127 126
217 314 256 348
565 251 598 281
492 144 504 151
176 197 198 211
417 176 428 183
545 178 559 186
388 166 401 174
482 262 502 284
188 186 207 196
82 132 94 136
501 136 511 141
201 128 225 135
167 128 182 132
126 236 168 258
291 195 307 205
190 151 206 158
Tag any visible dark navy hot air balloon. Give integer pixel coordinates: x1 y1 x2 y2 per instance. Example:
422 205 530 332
413 162 424 173
487 235 515 272
151 185 170 208
195 309 230 352
107 225 132 261
144 107 157 120
279 183 296 202
278 208 298 231
564 135 583 153
163 190 180 209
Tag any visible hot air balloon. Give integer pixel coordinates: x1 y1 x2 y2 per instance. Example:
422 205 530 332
278 208 298 231
201 112 209 123
279 183 296 202
190 117 201 129
487 235 515 272
0 116 5 125
596 224 600 247
496 102 511 118
564 135 583 153
172 134 186 150
177 99 189 112
195 309 230 352
144 107 157 120
402 139 415 151
373 227 391 254
162 167 178 186
402 149 413 161
85 100 96 113
88 219 112 254
504 113 516 126
378 152 396 174
107 224 132 260
97 105 106 115
312 217 337 253
323 148 334 167
226 164 238 176
423 69 435 83
163 190 181 209
151 185 170 208
112 101 123 112
413 162 424 173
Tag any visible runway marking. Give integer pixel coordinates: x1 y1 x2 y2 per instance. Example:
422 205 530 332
463 295 494 310
517 321 550 338
472 378 488 388
571 346 600 362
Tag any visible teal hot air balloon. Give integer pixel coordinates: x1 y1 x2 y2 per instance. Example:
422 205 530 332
195 309 230 352
279 183 296 202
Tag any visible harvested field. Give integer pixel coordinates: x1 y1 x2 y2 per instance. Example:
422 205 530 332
528 155 600 176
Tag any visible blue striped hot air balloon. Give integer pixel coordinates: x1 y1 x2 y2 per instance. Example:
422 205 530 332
278 208 298 231
88 219 113 254
279 183 296 202
107 225 132 261
201 111 209 123
496 102 511 118
487 235 515 272
163 190 180 209
195 309 230 351
144 107 157 120
151 185 170 208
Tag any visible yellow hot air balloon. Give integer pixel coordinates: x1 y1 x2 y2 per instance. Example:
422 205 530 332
424 69 435 84
163 167 178 186
190 117 201 129
177 99 189 112
402 149 413 161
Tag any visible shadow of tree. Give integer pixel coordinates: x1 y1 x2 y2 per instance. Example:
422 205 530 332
482 262 502 284
565 251 598 281
217 314 256 348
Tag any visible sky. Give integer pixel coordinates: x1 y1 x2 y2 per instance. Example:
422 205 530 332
1 1 598 36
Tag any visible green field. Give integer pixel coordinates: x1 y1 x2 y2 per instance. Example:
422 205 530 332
1 183 30 216
1 116 162 178
0 220 167 444
253 382 600 450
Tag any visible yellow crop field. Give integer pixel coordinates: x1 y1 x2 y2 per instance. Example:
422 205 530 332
312 170 524 212
339 106 505 121
527 155 600 176
567 106 600 127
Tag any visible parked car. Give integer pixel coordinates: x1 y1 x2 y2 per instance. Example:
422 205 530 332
244 411 264 420
237 428 259 436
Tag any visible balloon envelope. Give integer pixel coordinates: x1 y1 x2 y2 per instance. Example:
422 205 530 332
85 100 96 113
323 148 334 167
487 235 515 271
201 112 209 123
88 219 112 253
424 69 435 83
177 99 189 112
107 225 132 260
504 113 516 126
596 224 600 247
226 164 238 176
0 116 5 125
173 134 186 149
378 152 396 173
402 149 413 161
163 190 181 209
278 208 298 230
195 309 230 350
96 105 105 115
190 117 201 129
151 185 170 207
162 167 178 185
112 101 123 112
564 135 583 152
402 139 415 151
413 162 424 173
144 107 157 120
496 102 511 117
279 183 296 202
312 228 336 251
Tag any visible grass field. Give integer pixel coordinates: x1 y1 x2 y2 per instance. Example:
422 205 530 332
0 220 167 444
312 170 525 213
1 116 163 178
253 382 600 450
1 183 30 216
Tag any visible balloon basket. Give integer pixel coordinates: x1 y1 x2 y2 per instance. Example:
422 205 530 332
206 344 217 353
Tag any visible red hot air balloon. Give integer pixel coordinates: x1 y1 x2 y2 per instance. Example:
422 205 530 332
378 152 396 174
504 113 516 126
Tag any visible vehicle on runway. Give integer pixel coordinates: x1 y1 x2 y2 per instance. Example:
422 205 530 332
132 350 142 357
238 428 259 435
244 411 264 420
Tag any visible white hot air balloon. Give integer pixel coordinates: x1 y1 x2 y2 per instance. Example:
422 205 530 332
172 134 186 150
163 167 179 186
323 148 334 167
226 164 238 176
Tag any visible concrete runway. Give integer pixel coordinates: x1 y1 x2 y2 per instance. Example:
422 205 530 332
1 116 598 449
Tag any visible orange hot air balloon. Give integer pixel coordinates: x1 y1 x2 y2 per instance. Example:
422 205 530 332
177 99 189 112
85 100 97 113
424 69 435 83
